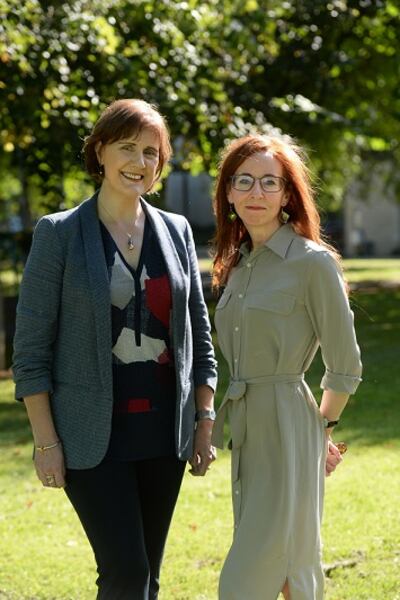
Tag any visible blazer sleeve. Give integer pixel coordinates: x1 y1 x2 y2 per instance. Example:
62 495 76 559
304 251 362 395
12 216 65 399
184 222 218 391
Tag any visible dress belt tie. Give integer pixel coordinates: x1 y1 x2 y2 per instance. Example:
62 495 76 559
212 373 304 450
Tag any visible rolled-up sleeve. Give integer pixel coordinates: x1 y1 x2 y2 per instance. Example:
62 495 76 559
305 251 362 394
12 216 64 399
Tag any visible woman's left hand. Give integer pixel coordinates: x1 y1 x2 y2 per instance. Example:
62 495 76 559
189 420 217 476
325 436 343 477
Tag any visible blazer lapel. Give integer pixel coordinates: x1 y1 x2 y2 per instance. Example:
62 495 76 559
141 199 186 299
79 193 112 393
141 200 187 367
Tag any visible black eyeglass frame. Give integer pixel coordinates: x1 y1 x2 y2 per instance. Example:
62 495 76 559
230 174 288 193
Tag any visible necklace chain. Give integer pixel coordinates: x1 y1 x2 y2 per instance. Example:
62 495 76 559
99 202 136 251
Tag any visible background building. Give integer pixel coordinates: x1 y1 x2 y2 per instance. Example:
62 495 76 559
344 160 400 257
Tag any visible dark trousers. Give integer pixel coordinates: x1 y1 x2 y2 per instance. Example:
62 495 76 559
65 455 186 600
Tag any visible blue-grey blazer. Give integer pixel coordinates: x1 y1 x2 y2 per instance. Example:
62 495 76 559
13 193 217 468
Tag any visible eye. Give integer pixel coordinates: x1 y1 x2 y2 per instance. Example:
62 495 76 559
262 177 278 186
144 148 159 157
237 175 253 185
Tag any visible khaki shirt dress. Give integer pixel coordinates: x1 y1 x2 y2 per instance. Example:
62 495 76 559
212 224 362 600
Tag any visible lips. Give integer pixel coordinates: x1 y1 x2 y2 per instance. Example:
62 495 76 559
121 171 144 181
246 205 266 210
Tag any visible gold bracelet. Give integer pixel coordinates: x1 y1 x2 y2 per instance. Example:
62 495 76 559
35 440 61 453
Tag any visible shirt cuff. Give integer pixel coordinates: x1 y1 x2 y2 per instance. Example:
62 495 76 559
320 369 362 395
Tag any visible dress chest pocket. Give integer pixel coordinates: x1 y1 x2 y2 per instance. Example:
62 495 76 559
246 291 296 315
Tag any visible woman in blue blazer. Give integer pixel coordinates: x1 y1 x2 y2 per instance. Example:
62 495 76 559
13 98 217 600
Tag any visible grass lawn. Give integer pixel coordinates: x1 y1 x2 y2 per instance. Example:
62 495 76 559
197 257 400 286
0 288 399 599
2 258 400 296
343 258 400 283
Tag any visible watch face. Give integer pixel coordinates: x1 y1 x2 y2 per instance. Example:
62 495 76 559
196 409 216 421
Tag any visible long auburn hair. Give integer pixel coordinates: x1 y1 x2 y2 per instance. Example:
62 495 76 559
212 134 340 290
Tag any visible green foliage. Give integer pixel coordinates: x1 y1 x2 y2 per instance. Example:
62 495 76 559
0 0 399 220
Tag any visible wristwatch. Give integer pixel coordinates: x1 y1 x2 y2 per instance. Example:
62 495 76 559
195 409 216 421
323 417 339 429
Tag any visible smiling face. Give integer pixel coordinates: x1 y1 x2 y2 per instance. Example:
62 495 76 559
96 128 160 202
228 151 289 242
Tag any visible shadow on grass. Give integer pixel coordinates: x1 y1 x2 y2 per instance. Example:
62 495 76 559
0 400 32 446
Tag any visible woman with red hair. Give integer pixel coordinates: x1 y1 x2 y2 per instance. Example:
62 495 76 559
211 134 362 599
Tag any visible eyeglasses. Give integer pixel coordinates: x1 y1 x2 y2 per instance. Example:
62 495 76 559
230 174 287 193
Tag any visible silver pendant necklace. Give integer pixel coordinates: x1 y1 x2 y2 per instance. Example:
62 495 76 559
127 235 134 251
99 201 136 251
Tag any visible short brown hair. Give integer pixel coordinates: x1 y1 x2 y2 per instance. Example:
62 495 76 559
83 99 172 183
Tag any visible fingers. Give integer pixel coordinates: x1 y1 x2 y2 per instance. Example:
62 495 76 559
38 469 66 488
325 457 337 476
189 448 216 477
328 441 342 460
325 460 337 477
188 453 200 472
34 446 66 488
53 470 66 488
190 422 217 476
43 473 57 488
325 441 344 477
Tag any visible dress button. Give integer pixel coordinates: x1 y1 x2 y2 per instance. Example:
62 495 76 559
246 262 251 268
235 490 239 495
234 326 239 332
234 358 238 363
238 293 243 299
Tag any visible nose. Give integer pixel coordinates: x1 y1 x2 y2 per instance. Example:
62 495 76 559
132 149 145 168
250 179 265 197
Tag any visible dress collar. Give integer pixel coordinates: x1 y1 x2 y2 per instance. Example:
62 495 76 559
239 224 297 259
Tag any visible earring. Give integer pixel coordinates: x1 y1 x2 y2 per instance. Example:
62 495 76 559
227 204 237 223
99 164 104 176
280 208 290 224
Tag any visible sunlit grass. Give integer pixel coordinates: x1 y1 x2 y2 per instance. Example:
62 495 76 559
197 257 400 284
1 259 399 294
343 258 400 282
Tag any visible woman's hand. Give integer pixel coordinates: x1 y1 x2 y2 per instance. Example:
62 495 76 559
34 443 66 488
189 420 217 477
23 393 66 488
325 435 343 477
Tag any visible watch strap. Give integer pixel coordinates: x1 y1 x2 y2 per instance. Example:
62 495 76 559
195 409 216 422
323 418 339 429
